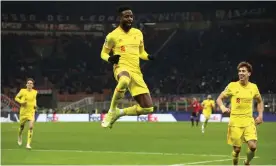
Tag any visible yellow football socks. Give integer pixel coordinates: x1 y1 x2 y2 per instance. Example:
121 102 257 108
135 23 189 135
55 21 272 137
110 76 130 111
232 150 239 165
27 129 33 145
123 104 153 115
204 120 208 128
18 125 24 137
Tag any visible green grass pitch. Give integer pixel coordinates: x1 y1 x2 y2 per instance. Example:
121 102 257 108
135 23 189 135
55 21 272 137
1 122 276 165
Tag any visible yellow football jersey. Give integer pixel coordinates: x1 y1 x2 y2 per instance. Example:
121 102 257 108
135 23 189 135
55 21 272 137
15 89 38 116
222 81 261 127
104 27 147 72
202 99 215 113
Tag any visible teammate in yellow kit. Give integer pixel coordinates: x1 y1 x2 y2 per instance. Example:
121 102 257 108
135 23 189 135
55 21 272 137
201 95 215 133
216 62 264 165
100 6 155 128
15 78 38 149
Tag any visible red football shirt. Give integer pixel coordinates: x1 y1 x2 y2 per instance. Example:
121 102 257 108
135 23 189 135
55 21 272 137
192 101 201 113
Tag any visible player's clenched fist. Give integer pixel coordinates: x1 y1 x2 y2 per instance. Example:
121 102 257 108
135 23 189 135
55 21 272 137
255 116 263 125
220 105 231 113
108 55 121 64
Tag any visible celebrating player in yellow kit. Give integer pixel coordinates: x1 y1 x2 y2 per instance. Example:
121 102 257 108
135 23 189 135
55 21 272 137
201 95 215 133
100 6 155 128
15 78 38 149
216 62 264 165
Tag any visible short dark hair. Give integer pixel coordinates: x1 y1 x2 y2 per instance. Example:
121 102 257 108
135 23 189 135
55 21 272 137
26 78 35 84
237 61 253 73
117 5 132 15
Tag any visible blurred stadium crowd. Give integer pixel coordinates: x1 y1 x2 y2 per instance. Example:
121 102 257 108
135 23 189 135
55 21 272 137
1 2 276 112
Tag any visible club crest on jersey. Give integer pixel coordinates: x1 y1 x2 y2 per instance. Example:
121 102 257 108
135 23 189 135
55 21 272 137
121 46 125 52
236 98 240 103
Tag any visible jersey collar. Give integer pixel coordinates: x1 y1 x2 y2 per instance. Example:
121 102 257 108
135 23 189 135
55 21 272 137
117 26 132 34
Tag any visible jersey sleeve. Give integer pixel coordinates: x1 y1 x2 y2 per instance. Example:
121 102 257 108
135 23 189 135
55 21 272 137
15 89 25 104
34 90 38 108
139 30 144 47
101 33 114 62
103 33 115 50
253 84 261 99
201 100 205 106
222 82 234 97
139 30 149 60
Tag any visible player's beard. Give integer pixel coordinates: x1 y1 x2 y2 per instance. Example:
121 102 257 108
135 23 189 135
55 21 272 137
122 22 132 31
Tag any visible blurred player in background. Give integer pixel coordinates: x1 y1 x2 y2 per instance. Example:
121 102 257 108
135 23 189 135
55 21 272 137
216 62 264 165
100 5 155 128
15 78 38 149
190 97 201 127
201 95 215 133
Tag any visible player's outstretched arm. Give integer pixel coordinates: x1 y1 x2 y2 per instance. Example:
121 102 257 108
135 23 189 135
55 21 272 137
15 89 25 104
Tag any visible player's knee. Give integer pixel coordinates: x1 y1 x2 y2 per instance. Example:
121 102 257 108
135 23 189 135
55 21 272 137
248 141 257 151
118 76 130 88
29 123 34 130
249 144 257 152
250 147 257 152
233 147 241 154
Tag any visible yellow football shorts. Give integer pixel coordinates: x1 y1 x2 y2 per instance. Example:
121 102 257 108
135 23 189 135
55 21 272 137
114 65 150 96
227 124 257 147
203 110 211 119
19 114 34 125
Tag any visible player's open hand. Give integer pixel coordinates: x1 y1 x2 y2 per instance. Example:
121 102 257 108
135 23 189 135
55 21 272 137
108 55 121 64
255 116 263 125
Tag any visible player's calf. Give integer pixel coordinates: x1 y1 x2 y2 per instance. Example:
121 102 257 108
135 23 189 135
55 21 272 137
232 146 241 165
195 117 199 126
18 124 24 146
245 141 257 165
190 117 194 126
110 75 130 110
26 121 34 148
123 104 153 115
140 106 154 114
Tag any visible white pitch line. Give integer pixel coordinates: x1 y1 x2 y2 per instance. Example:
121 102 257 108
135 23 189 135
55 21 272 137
183 158 236 165
173 156 260 165
3 148 231 157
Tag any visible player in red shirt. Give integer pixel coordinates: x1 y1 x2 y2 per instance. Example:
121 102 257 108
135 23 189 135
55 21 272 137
190 97 201 127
